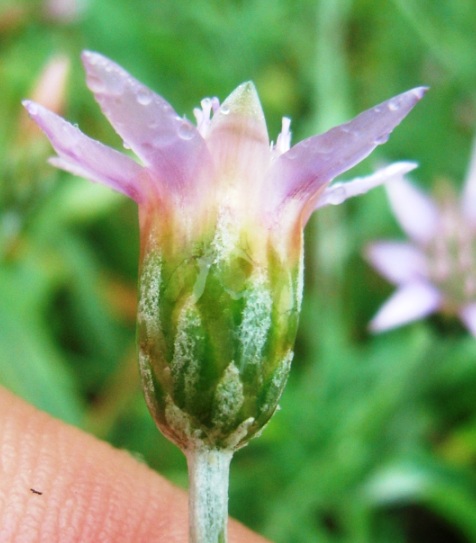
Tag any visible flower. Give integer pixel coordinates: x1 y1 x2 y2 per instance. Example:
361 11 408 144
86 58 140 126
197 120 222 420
366 141 476 336
24 51 425 450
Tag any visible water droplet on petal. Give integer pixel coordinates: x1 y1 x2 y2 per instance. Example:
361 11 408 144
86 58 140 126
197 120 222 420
388 101 399 112
178 121 195 140
220 104 230 115
338 126 359 141
27 103 39 116
87 74 106 93
123 141 131 150
137 90 152 106
374 134 389 145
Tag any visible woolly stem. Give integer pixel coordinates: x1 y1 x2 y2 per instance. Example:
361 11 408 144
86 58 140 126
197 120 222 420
186 447 233 543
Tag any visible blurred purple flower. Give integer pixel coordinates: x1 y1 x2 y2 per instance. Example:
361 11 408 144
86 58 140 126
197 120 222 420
366 142 476 335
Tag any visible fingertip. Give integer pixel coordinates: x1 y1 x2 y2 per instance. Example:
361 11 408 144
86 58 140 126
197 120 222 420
0 387 267 542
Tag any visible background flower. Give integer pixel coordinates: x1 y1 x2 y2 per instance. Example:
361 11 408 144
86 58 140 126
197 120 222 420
366 142 476 336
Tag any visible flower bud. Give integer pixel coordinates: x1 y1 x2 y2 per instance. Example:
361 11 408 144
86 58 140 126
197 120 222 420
137 206 302 450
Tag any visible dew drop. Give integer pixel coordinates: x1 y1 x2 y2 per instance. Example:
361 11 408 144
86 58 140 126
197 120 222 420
123 141 131 150
137 90 152 106
388 101 399 112
220 104 230 115
374 134 389 145
87 75 105 93
26 102 39 116
178 121 195 140
339 126 359 141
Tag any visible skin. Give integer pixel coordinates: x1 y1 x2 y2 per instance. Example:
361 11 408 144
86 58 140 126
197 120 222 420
0 386 269 543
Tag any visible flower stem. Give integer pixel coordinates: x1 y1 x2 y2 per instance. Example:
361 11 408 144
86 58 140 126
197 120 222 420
186 447 233 543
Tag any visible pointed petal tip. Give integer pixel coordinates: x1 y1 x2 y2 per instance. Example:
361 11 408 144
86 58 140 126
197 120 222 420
238 80 257 93
22 99 38 115
382 160 419 176
81 50 105 66
410 86 429 100
81 49 93 60
81 51 120 87
220 80 264 120
22 100 52 124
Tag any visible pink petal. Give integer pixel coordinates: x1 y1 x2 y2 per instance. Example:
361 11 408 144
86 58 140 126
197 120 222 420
81 51 210 193
205 82 270 208
206 82 269 174
23 100 144 202
459 303 476 336
267 87 427 216
461 139 476 223
366 241 428 285
385 176 439 244
369 282 441 332
315 161 418 209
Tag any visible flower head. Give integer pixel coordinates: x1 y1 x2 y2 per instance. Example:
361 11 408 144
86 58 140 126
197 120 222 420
24 51 425 450
366 141 476 336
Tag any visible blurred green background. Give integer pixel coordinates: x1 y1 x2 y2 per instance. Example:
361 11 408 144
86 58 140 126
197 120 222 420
1 1 476 541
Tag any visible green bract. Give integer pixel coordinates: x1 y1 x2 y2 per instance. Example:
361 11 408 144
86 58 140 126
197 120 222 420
138 231 301 450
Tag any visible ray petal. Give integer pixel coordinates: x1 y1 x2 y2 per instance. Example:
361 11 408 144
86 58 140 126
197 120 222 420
81 51 209 192
365 241 428 285
206 82 269 171
459 303 476 337
315 161 417 209
369 281 441 332
267 87 427 215
385 175 439 244
461 139 476 223
23 100 144 202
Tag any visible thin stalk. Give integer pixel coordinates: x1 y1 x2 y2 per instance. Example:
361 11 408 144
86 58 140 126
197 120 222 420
186 447 233 543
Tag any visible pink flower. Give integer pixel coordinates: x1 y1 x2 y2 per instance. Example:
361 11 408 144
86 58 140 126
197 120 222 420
366 142 476 336
23 51 425 450
23 52 424 261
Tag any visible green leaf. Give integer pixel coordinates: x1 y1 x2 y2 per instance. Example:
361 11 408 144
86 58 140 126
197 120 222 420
0 268 84 425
